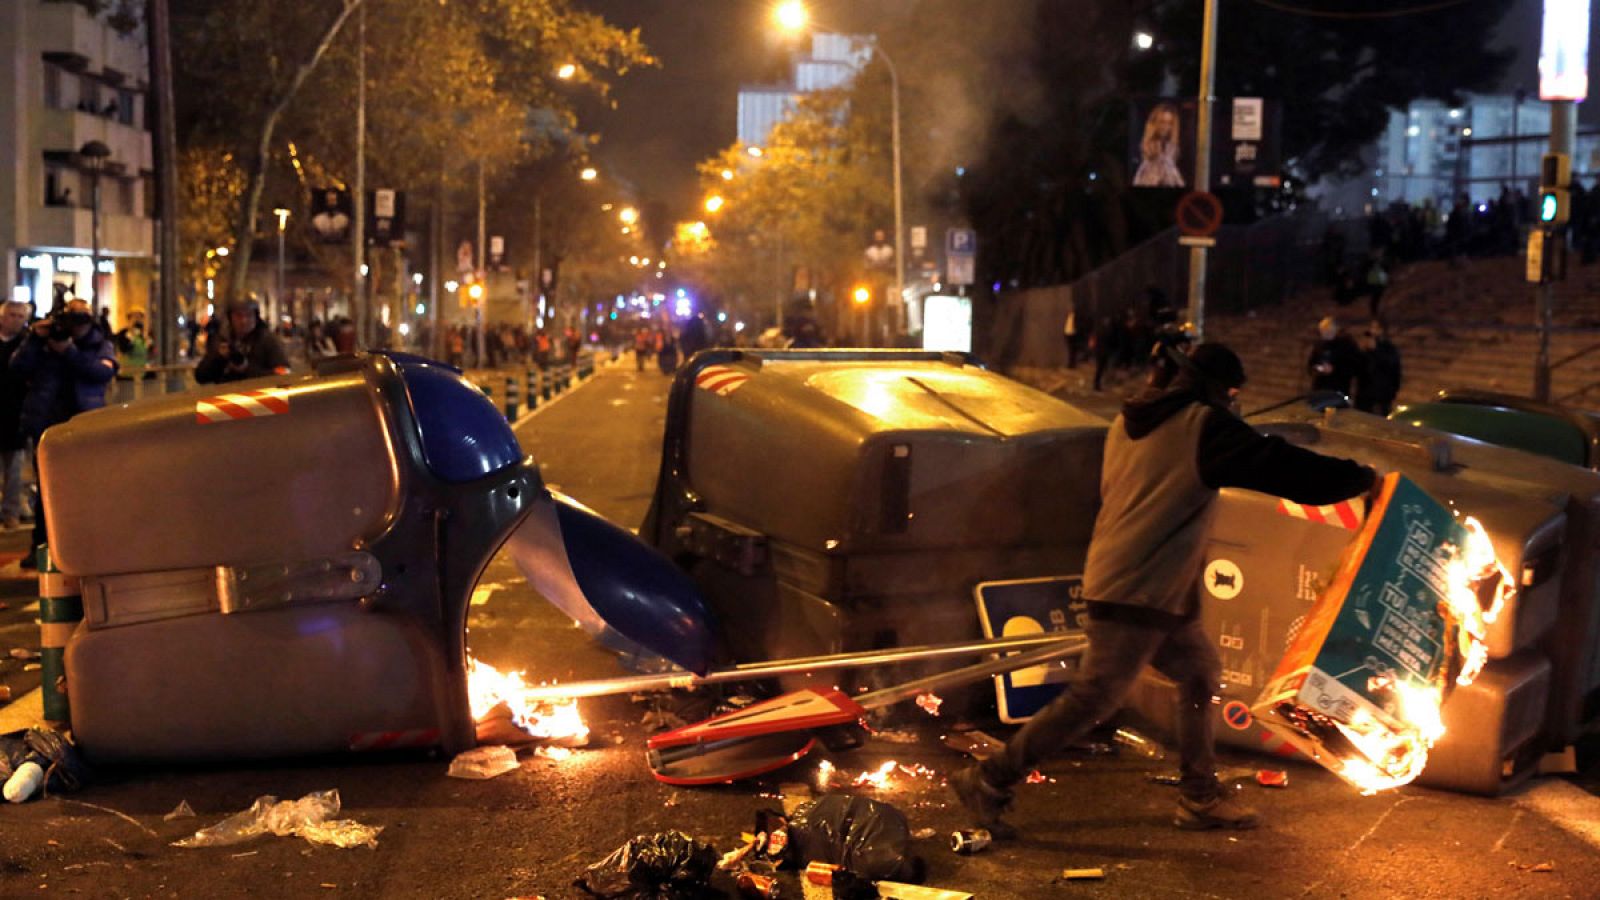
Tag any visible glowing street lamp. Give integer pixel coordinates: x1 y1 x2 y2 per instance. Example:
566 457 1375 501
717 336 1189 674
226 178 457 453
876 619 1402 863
747 146 764 158
579 167 598 182
704 194 725 213
853 285 871 305
720 169 734 181
1134 31 1155 51
774 0 808 33
619 206 639 226
557 63 577 80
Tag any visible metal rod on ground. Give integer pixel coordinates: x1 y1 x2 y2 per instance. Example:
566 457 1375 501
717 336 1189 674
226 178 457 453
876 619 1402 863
518 632 1086 701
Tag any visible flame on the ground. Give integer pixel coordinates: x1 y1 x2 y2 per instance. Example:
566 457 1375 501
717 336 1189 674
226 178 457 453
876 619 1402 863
852 761 898 789
466 656 590 746
1328 515 1513 795
915 692 943 717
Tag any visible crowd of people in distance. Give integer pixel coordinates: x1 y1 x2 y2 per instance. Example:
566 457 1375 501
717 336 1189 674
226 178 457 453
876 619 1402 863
1305 316 1403 415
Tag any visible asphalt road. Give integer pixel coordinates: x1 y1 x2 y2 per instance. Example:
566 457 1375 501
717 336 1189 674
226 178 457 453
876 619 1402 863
0 357 1596 899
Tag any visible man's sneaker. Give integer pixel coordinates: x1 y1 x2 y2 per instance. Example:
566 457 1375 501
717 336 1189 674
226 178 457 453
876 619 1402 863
1174 792 1261 831
949 765 1019 840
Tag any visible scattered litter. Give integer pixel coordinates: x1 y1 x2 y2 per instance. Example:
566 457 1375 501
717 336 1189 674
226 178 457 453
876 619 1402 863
58 799 154 836
911 827 936 839
164 800 197 821
915 693 943 717
1511 860 1555 873
8 648 39 660
1024 770 1054 785
873 729 922 745
1060 868 1106 880
778 782 813 816
447 746 521 780
1147 773 1183 786
789 793 923 883
0 685 11 702
575 831 716 898
173 790 382 850
534 746 573 761
22 663 39 672
1255 770 1289 788
0 728 90 803
941 730 1005 759
100 837 127 854
230 851 258 859
735 869 780 898
950 828 992 855
1112 727 1166 760
876 880 973 899
717 837 757 871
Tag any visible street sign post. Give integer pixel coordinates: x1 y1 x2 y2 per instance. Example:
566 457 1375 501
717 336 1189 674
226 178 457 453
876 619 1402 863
946 227 976 286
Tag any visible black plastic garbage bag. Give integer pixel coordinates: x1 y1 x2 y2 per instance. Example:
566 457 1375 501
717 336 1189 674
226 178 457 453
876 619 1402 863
0 728 90 795
575 831 719 899
789 793 923 883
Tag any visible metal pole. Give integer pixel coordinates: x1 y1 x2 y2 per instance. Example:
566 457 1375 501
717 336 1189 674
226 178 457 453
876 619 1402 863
352 2 366 348
276 220 285 319
89 169 101 312
476 159 487 368
430 166 442 360
877 40 906 344
1537 99 1576 402
518 632 1086 701
1186 0 1218 341
533 192 542 331
149 0 179 365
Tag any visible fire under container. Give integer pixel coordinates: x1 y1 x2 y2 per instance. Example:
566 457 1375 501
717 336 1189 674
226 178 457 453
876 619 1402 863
1126 407 1600 795
640 350 1108 704
41 353 714 764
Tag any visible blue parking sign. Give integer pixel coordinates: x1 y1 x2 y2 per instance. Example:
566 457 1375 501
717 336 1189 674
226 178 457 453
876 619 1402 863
947 227 976 255
974 576 1084 723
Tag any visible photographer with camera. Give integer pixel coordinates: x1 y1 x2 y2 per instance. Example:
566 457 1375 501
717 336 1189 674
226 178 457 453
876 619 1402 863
195 297 290 384
10 297 118 564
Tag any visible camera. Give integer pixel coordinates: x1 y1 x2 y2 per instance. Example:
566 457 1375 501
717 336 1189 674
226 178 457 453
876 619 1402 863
227 349 247 367
46 310 93 342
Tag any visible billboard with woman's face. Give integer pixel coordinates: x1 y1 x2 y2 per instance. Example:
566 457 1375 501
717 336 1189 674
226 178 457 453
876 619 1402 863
1130 99 1198 189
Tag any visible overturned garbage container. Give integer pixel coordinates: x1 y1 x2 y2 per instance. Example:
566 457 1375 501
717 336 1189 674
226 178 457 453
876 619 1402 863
640 349 1108 701
1126 406 1600 795
44 353 714 764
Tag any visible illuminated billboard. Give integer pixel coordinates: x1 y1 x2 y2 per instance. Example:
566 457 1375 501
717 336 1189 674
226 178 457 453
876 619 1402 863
1540 0 1589 101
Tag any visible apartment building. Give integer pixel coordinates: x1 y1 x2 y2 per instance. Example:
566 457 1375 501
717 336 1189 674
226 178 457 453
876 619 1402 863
1 0 155 323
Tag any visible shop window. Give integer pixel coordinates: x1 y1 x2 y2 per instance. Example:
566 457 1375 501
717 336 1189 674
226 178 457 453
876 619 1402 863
117 89 136 126
43 168 73 207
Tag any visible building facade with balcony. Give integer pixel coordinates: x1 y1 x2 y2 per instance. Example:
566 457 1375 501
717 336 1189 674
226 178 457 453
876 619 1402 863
736 32 870 148
1 0 154 324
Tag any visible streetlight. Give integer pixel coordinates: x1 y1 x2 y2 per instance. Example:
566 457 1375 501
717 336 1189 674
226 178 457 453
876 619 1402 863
1133 31 1154 50
704 194 725 213
273 207 290 325
773 4 905 337
556 63 577 80
77 140 111 313
619 206 639 226
580 166 598 182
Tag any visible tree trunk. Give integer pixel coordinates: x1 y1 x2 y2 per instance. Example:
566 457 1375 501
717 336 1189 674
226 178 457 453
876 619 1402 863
225 0 362 308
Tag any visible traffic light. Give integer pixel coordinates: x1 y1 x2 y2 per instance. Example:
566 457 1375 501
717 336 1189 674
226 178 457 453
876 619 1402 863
1540 152 1571 227
1540 188 1570 226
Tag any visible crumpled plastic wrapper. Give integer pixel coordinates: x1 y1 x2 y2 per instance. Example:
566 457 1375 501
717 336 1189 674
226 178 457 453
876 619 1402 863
575 831 717 898
173 789 381 850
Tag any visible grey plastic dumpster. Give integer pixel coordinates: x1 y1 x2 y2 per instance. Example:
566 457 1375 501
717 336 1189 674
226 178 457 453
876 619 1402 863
1126 406 1598 795
43 353 542 763
641 349 1108 698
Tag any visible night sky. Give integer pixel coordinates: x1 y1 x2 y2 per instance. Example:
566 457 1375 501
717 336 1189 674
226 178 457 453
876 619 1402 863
580 0 1576 225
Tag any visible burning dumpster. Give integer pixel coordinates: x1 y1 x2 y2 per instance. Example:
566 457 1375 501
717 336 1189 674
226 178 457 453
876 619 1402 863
44 353 713 764
1128 406 1597 795
639 349 1107 697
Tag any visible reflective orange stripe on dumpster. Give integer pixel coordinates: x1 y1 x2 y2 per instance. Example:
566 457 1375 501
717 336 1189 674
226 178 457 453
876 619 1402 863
195 389 291 424
347 729 442 752
695 365 749 396
1276 498 1364 530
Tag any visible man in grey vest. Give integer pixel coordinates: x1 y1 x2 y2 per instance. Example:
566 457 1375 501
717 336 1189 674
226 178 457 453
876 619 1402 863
952 342 1375 837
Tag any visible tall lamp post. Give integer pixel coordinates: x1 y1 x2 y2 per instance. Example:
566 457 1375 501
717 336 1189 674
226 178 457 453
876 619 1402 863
78 140 111 313
273 208 290 325
774 2 905 337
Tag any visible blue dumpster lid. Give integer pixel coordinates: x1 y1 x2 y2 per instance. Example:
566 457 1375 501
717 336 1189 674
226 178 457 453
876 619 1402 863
387 354 522 483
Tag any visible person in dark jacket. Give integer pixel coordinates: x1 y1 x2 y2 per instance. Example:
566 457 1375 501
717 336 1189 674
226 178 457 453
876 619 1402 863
10 298 118 563
1307 317 1363 399
1354 324 1403 415
951 342 1376 838
195 298 291 384
0 301 32 530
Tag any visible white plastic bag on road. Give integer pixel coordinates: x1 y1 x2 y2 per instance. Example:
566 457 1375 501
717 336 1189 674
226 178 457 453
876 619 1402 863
173 789 381 850
446 745 521 780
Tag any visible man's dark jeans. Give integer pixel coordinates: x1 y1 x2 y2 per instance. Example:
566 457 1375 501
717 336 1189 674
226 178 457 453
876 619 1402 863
979 615 1222 802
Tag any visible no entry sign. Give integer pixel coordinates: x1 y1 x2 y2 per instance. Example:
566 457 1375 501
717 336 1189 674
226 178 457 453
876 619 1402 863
1176 191 1224 237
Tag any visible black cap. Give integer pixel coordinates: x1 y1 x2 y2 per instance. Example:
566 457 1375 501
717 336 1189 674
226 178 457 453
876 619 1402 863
1188 342 1246 390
